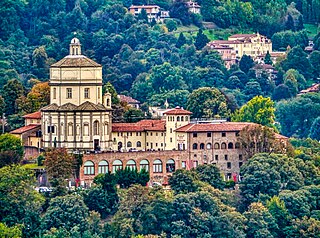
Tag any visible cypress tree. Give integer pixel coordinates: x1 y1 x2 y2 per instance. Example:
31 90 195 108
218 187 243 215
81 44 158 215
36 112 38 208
194 29 209 50
285 14 295 31
265 51 273 65
176 32 187 48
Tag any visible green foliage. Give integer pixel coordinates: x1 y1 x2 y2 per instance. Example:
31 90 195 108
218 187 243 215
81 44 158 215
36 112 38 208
194 164 225 189
275 93 320 138
271 30 309 50
239 55 254 74
0 223 22 238
284 216 320 238
310 117 320 140
123 107 145 122
244 202 279 238
115 167 150 188
41 194 89 233
0 165 44 237
0 133 23 168
169 0 191 25
194 29 209 50
240 153 304 206
232 96 275 128
264 51 273 65
2 79 24 116
165 19 178 32
187 87 231 118
169 169 198 194
44 148 75 196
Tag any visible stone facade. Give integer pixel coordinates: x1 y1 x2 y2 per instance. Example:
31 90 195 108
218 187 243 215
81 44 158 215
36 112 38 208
41 37 113 151
81 150 189 187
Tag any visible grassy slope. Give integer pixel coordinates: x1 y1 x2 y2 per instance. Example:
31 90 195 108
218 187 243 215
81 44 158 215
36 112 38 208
304 24 319 39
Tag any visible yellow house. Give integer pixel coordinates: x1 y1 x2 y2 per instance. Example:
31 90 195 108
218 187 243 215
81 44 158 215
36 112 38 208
209 33 272 60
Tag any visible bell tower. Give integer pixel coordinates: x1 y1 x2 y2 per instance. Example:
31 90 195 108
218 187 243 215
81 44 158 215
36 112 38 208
69 37 81 56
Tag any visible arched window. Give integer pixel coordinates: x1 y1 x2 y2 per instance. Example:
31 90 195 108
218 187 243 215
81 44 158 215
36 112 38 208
200 143 205 149
68 123 73 136
235 142 241 149
140 159 149 172
181 116 184 121
98 160 108 174
136 141 141 147
127 141 132 148
214 143 220 149
84 161 95 175
221 143 227 149
228 142 234 149
185 116 188 121
177 116 180 121
126 160 136 170
93 120 99 135
166 159 175 173
206 143 212 149
192 143 198 150
112 160 123 173
153 159 163 173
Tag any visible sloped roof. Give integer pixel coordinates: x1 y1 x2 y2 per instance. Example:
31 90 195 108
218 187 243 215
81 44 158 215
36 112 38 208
23 111 41 119
51 55 101 67
41 102 110 112
10 124 40 134
41 103 59 111
112 119 165 132
163 107 192 115
118 95 140 104
77 101 108 111
129 5 160 9
175 122 254 132
58 102 77 111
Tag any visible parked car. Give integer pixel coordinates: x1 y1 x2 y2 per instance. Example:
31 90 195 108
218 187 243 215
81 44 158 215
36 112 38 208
35 186 52 193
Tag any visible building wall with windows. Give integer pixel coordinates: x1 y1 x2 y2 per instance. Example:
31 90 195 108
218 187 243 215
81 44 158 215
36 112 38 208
80 150 188 186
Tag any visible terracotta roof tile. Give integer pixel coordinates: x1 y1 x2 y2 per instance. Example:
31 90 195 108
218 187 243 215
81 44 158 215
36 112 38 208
23 111 41 119
10 124 40 134
118 95 140 104
112 120 165 132
163 107 192 115
175 122 254 132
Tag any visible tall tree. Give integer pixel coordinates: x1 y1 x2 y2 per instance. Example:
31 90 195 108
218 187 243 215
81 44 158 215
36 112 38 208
309 116 320 140
285 14 295 30
169 0 191 25
176 32 187 48
239 55 254 74
0 134 23 168
44 148 75 196
232 96 275 128
0 165 44 237
187 87 231 118
41 194 89 233
194 29 209 50
2 79 24 115
244 202 279 238
264 51 273 65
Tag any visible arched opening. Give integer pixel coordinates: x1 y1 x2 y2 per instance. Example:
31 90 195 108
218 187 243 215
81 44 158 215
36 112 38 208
118 142 123 151
136 141 142 147
126 160 136 170
93 120 99 135
166 159 175 173
98 160 109 174
153 159 163 173
84 161 95 175
112 160 123 173
200 143 205 149
235 142 241 149
177 116 180 121
192 143 198 150
68 123 73 136
221 143 227 149
228 142 234 149
206 143 212 149
181 116 184 121
127 141 132 148
214 143 220 149
140 159 149 172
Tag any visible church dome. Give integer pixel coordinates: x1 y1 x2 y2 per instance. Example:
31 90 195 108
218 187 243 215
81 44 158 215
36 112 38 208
70 37 80 44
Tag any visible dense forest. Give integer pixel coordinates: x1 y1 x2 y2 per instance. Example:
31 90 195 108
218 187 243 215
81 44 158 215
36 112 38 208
0 0 320 138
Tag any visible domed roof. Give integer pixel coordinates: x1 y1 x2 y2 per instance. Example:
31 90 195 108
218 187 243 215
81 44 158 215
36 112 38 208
70 37 80 44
